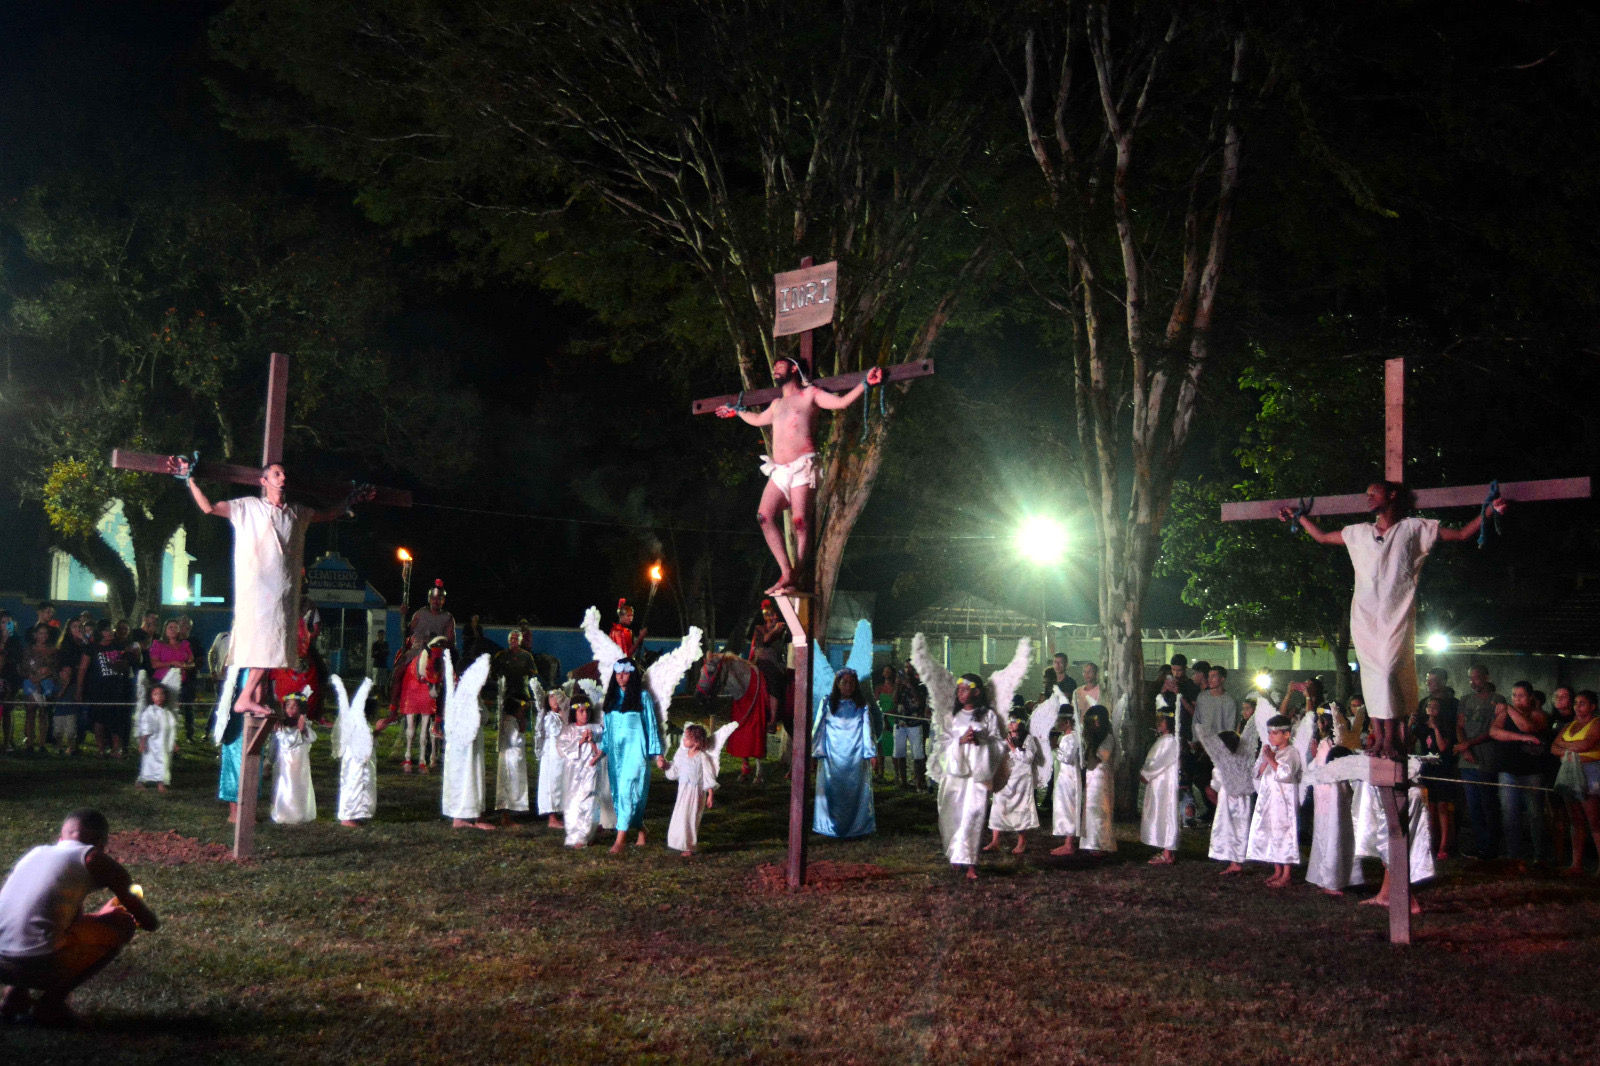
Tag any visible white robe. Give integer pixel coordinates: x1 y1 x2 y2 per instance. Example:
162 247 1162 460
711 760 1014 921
1343 516 1440 721
1080 736 1117 852
135 705 177 785
535 709 566 816
665 746 720 852
271 724 317 824
1207 770 1253 863
442 709 486 821
338 748 377 822
225 496 309 669
1306 740 1363 891
496 715 530 813
988 737 1044 832
937 709 1002 865
1356 783 1435 883
558 721 605 847
1246 743 1302 864
1139 734 1181 851
1051 732 1082 837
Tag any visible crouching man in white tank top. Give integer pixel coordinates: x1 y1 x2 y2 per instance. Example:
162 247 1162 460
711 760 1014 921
0 809 159 1026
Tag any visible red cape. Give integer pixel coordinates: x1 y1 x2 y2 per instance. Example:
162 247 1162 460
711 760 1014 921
723 665 769 759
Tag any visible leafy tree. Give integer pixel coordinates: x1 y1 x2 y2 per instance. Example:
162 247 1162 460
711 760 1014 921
210 0 1000 628
5 176 480 619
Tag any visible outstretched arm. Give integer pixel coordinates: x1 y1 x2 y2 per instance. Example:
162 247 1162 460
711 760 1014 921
308 485 376 524
1438 499 1507 543
1278 507 1342 545
171 456 230 519
715 404 776 426
812 366 884 411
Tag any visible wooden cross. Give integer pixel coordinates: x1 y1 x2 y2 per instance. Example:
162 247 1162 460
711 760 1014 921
1222 355 1592 944
111 351 412 857
692 257 934 889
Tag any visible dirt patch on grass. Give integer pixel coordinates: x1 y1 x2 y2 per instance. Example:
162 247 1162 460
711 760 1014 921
109 829 245 865
752 860 894 894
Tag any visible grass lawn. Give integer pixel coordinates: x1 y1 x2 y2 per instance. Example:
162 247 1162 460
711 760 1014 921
2 725 1597 1064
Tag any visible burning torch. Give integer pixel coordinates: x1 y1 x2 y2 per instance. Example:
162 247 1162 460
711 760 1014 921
641 562 664 643
397 547 414 619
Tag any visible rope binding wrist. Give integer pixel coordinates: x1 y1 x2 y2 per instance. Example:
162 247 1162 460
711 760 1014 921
1478 479 1501 548
1288 496 1315 534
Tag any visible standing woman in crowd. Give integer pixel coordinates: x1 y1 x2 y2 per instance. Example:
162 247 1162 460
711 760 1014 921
149 619 195 734
1550 689 1600 876
55 618 92 755
76 622 131 758
1415 695 1460 860
873 665 897 782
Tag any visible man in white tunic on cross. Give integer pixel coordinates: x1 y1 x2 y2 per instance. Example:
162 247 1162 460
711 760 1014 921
1283 479 1503 759
174 458 370 717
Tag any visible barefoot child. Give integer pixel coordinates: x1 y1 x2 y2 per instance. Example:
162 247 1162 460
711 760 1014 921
1246 715 1303 887
558 691 606 848
1305 712 1362 896
270 695 317 824
1138 709 1182 864
1049 708 1082 856
665 724 720 856
134 679 177 793
1196 727 1256 875
534 688 566 830
986 715 1047 855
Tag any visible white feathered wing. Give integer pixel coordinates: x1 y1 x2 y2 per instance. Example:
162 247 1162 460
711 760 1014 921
335 675 375 765
211 665 241 746
988 637 1032 728
581 606 627 679
645 626 703 734
445 655 492 747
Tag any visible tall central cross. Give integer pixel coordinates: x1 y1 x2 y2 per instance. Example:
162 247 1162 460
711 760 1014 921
1221 355 1591 944
111 351 412 858
691 256 934 889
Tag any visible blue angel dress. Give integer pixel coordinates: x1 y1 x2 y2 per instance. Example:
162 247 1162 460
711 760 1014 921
813 696 876 838
600 692 663 832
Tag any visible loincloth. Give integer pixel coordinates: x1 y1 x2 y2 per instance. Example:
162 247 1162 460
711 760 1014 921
759 452 819 501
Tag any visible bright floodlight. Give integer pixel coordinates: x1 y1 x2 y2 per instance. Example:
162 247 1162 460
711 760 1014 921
92 581 108 598
1016 516 1068 566
1426 633 1449 653
1274 640 1289 652
1254 671 1272 691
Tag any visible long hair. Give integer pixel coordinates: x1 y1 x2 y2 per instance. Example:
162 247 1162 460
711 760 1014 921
1081 704 1111 752
956 673 988 713
604 660 645 713
828 670 861 713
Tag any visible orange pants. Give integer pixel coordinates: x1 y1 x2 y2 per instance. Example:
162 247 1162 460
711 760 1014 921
0 904 135 992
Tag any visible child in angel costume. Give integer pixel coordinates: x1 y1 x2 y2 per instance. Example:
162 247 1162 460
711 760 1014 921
557 688 606 848
441 655 496 830
1079 704 1118 854
332 676 377 826
985 706 1054 855
270 694 317 825
665 721 739 855
912 633 1031 879
1354 758 1433 915
533 683 566 829
492 677 530 828
1047 698 1083 856
582 607 702 854
1305 710 1363 896
1139 708 1182 864
134 673 179 792
1246 714 1304 887
1194 721 1260 875
812 619 879 840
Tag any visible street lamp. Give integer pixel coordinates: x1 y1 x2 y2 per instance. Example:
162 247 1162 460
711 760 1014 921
1016 516 1068 664
1254 671 1273 691
1426 632 1449 653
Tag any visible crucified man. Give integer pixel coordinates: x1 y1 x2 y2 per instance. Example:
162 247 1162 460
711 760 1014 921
717 358 883 594
1282 479 1505 759
171 456 372 717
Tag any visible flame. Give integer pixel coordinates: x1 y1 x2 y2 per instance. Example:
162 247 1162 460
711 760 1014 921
649 563 663 582
396 547 413 563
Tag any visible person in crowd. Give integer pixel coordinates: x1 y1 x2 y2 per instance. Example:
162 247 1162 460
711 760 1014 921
1415 695 1460 860
1550 689 1600 876
148 618 195 744
1489 680 1551 868
1453 664 1505 859
0 610 23 752
893 661 930 790
873 665 898 783
76 622 132 758
20 623 69 755
0 810 160 1026
1050 653 1078 702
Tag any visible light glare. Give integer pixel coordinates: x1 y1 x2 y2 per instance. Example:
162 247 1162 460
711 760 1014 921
1016 516 1068 566
1426 633 1449 653
1254 671 1272 691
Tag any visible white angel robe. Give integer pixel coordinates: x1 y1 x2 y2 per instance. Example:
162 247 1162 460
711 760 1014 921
1207 769 1253 863
988 737 1045 833
497 715 530 814
135 704 177 786
665 745 720 852
338 742 377 823
1306 740 1363 891
226 496 310 669
1051 732 1082 838
1343 516 1440 721
1246 743 1303 865
937 708 1003 865
1138 733 1181 851
1356 780 1435 883
271 724 318 824
558 721 606 847
534 708 566 816
442 709 486 822
1081 736 1117 852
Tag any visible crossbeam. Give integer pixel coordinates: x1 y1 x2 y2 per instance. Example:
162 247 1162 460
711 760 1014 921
1221 476 1590 523
690 358 936 416
110 450 413 507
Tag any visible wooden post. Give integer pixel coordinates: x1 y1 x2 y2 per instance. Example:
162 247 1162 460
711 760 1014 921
1367 757 1411 944
262 351 289 467
1384 357 1404 483
786 594 812 890
233 702 286 860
